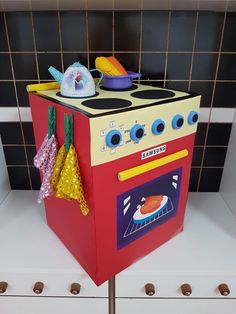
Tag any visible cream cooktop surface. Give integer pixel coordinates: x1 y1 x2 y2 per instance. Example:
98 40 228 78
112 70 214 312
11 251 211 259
37 84 190 117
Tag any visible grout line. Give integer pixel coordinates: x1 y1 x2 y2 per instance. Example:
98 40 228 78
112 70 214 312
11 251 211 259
29 11 40 82
197 2 228 192
3 144 35 147
57 11 64 72
85 8 90 69
2 79 236 83
3 12 33 190
112 0 115 55
0 79 54 82
191 166 225 169
138 10 143 83
194 145 228 148
2 50 236 54
140 0 144 11
164 11 171 87
6 165 36 167
188 11 199 92
8 165 36 168
6 164 33 167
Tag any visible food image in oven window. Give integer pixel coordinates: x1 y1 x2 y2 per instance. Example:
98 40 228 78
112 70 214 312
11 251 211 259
133 195 168 224
117 169 181 249
122 194 174 239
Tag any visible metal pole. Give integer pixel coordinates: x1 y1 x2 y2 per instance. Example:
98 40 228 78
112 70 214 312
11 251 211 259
108 277 115 314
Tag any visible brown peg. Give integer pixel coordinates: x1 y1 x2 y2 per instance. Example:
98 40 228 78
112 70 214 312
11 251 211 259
0 281 8 293
180 284 192 296
145 283 155 296
70 283 81 295
218 283 230 296
33 281 44 294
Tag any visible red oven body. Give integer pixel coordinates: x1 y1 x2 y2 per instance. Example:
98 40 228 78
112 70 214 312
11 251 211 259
29 87 199 286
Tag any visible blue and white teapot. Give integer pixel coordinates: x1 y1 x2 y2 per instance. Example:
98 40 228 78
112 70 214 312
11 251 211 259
48 62 96 98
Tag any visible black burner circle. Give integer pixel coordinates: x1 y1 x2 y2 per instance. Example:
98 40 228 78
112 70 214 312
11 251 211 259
100 84 138 92
81 98 132 110
131 89 175 99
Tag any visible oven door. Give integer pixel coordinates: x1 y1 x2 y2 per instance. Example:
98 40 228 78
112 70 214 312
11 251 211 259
92 135 194 284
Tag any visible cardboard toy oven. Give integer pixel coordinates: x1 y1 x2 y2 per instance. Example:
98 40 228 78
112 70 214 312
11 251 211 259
29 84 200 286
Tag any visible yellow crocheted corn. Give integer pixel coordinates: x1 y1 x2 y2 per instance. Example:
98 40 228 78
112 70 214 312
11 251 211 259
95 56 122 76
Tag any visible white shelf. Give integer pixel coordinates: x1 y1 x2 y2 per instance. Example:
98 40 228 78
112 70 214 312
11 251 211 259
116 299 236 314
0 137 10 205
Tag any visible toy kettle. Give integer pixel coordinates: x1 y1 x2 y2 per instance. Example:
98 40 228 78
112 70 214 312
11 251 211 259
48 62 96 98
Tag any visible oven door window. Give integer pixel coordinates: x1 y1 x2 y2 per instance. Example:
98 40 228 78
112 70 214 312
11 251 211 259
117 168 182 249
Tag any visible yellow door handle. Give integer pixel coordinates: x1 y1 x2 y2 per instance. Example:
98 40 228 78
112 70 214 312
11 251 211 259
118 149 188 182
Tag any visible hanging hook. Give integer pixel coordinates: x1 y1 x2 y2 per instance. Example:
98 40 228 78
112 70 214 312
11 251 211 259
48 106 56 139
69 113 73 146
65 113 73 152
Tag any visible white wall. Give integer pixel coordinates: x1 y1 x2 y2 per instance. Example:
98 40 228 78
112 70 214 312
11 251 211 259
0 136 10 204
220 109 236 215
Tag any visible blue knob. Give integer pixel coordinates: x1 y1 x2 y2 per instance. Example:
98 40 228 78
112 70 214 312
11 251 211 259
105 130 122 148
172 114 184 129
188 111 198 125
130 124 145 142
152 119 165 135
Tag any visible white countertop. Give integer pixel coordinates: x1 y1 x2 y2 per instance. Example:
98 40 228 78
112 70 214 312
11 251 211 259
0 191 80 271
0 191 108 297
1 191 236 275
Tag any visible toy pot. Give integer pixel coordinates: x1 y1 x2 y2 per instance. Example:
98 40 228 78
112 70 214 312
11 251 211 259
102 71 141 90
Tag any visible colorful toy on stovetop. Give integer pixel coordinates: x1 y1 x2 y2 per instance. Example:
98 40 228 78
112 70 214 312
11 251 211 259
95 56 141 90
47 57 141 95
33 107 58 202
95 56 127 76
48 62 96 98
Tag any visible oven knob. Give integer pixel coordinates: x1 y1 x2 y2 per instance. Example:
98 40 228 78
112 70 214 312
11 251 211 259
152 119 165 135
105 130 122 148
130 124 144 141
172 114 184 129
188 111 198 125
